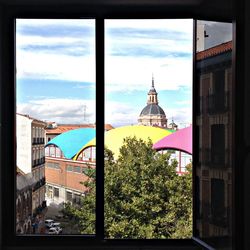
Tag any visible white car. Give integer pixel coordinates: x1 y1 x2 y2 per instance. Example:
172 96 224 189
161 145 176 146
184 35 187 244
45 219 54 228
51 222 61 227
48 227 62 235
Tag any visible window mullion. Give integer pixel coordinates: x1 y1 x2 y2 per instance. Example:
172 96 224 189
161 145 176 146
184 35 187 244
95 17 105 240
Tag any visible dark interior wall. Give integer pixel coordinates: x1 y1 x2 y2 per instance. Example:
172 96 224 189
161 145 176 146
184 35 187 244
0 4 2 248
243 0 250 249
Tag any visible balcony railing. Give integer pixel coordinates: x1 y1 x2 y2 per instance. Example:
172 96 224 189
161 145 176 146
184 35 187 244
33 177 46 191
207 91 229 115
209 207 229 228
199 148 229 168
32 157 46 168
32 137 45 145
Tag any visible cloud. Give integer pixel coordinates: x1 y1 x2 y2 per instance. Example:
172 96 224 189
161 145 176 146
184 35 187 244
16 51 95 82
105 56 192 92
20 43 92 57
16 19 95 36
17 98 95 124
105 19 193 92
105 100 192 128
16 19 95 81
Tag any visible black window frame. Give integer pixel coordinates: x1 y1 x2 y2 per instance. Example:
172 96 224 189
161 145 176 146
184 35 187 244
0 0 246 250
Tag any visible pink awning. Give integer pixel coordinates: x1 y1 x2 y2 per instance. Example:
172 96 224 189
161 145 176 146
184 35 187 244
153 125 192 154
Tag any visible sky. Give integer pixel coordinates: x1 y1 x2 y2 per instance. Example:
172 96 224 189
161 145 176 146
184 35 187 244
16 19 194 128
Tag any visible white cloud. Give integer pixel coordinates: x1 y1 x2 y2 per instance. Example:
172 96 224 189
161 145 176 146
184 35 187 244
16 51 95 82
17 98 95 124
105 100 192 128
105 19 193 32
105 56 192 92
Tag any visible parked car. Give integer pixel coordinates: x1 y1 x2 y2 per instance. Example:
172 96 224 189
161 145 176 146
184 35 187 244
55 226 62 234
48 227 62 235
45 219 54 228
51 222 61 227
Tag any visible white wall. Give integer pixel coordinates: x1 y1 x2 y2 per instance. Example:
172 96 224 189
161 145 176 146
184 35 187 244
16 114 32 174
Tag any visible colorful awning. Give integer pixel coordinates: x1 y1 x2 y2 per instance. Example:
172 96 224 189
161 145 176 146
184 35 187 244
153 125 192 154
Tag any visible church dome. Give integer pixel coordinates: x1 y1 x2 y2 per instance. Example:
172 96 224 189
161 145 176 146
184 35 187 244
140 103 166 116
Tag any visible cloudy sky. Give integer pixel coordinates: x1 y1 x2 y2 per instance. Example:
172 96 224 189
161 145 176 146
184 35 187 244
16 19 193 127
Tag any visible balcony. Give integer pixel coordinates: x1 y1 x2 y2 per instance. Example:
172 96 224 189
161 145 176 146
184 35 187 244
32 177 46 192
209 207 229 228
207 91 229 115
32 137 45 145
199 148 229 168
32 157 46 168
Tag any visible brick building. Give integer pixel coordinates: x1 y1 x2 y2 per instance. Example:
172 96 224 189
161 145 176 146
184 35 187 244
195 40 233 242
16 113 46 214
45 128 96 205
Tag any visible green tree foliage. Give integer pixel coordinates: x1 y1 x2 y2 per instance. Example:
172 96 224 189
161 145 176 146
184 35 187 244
62 137 192 239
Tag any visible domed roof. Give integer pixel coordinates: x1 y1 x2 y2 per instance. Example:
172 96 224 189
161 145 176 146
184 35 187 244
140 103 166 116
74 125 172 160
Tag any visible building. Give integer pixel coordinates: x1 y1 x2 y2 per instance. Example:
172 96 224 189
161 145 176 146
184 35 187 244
195 40 233 243
16 113 46 214
153 125 192 175
45 123 114 144
138 77 168 127
138 77 178 130
45 128 96 204
16 167 36 234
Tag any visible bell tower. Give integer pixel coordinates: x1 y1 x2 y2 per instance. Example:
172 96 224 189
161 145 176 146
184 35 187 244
147 75 158 105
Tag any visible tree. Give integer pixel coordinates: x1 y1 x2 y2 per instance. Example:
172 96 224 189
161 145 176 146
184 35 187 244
62 137 192 239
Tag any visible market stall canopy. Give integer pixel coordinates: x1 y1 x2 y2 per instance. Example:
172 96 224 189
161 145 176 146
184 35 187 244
46 128 96 159
74 125 172 160
153 125 192 154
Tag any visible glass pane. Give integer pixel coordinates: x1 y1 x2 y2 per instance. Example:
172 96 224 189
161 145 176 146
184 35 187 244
195 20 233 249
104 19 193 239
16 19 96 235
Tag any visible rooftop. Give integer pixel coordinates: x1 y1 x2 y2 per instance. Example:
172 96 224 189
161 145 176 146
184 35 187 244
196 41 232 61
46 123 114 134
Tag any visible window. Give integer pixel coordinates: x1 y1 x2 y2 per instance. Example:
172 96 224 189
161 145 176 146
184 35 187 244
53 187 59 198
1 1 243 250
194 20 233 249
46 162 60 169
66 191 73 202
66 165 73 172
73 166 81 173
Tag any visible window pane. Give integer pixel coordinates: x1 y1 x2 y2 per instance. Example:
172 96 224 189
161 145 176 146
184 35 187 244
104 19 193 239
195 20 233 249
16 19 96 235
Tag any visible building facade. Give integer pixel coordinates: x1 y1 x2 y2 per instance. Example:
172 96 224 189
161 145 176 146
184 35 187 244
138 77 168 127
16 113 46 213
195 40 233 244
44 128 96 205
16 168 36 234
45 123 113 144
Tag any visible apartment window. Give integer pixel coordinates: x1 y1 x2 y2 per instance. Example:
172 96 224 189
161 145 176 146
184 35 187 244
66 165 73 172
211 124 225 165
73 166 81 173
211 179 225 221
66 191 73 202
46 162 60 169
53 187 59 198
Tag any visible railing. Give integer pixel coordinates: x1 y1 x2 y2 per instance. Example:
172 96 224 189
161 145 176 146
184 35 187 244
209 207 229 228
32 137 45 145
198 148 229 168
207 91 229 115
32 157 46 168
33 177 46 191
